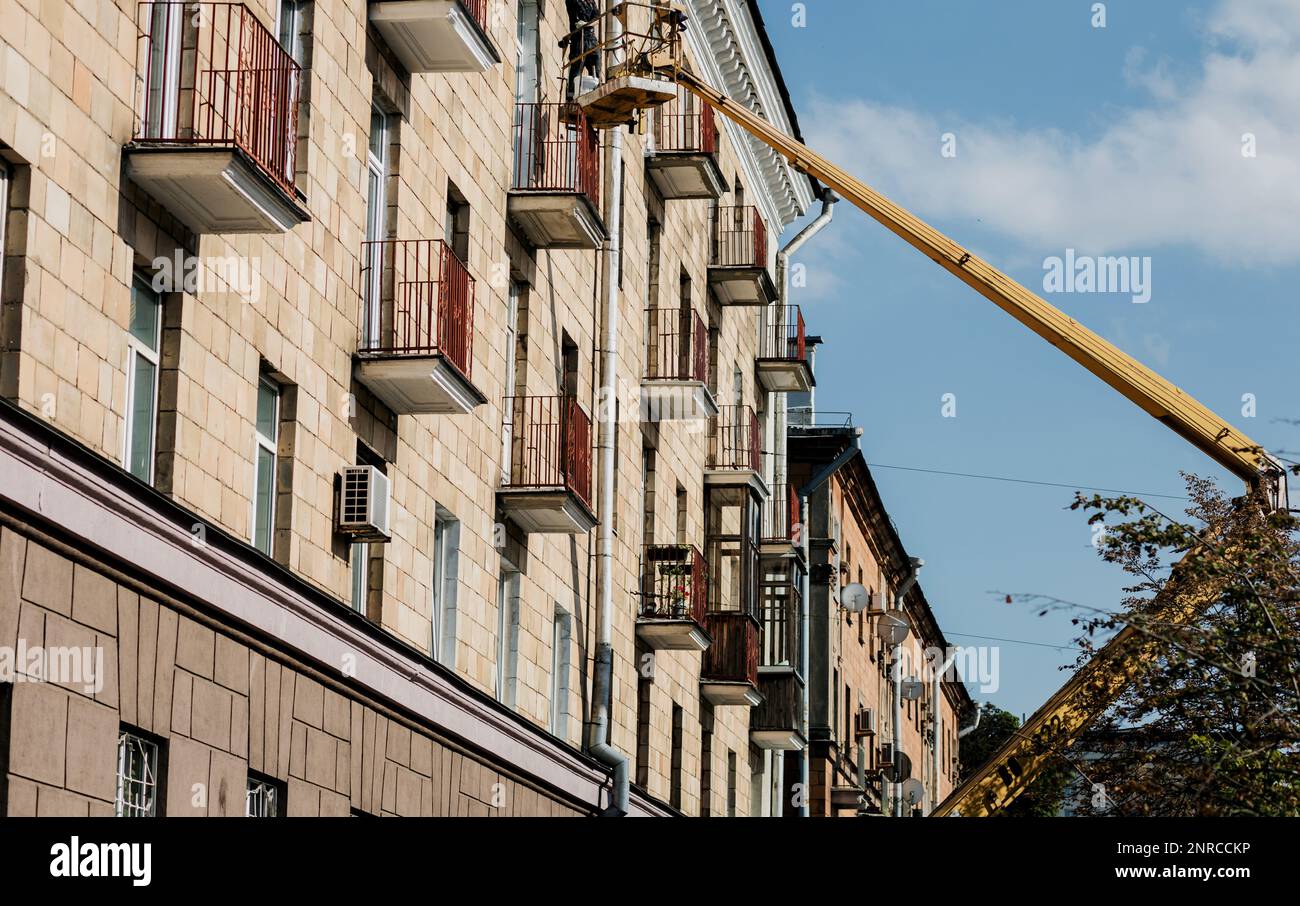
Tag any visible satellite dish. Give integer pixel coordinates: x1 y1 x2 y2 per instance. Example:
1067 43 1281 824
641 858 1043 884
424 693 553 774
885 751 912 784
901 778 927 809
879 611 912 646
841 583 870 613
900 677 925 701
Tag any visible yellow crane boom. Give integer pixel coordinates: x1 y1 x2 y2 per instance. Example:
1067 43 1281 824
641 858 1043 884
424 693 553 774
661 65 1283 816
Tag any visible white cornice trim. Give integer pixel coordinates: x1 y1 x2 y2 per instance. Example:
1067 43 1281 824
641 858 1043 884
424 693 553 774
685 0 815 229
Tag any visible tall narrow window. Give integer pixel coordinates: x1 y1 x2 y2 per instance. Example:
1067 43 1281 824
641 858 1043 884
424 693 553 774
144 4 181 137
125 276 161 483
116 728 163 817
641 446 656 543
675 484 687 544
726 750 738 817
502 281 524 484
431 507 460 665
550 605 572 737
350 445 385 616
634 642 652 788
252 374 280 555
363 105 390 346
276 0 305 64
445 184 470 263
515 0 542 105
669 703 684 810
700 704 714 817
496 565 520 707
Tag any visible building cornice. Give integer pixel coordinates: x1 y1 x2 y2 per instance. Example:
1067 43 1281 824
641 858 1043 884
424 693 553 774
685 0 816 230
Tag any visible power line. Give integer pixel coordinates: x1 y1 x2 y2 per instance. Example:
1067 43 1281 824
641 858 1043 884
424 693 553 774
945 630 1085 652
863 461 1189 501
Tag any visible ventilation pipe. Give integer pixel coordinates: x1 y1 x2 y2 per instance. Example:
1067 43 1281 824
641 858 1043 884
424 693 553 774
588 1 629 818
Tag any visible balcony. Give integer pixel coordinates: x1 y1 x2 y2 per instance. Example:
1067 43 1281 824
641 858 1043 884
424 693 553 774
354 239 486 415
706 405 767 498
709 206 776 306
368 0 500 73
507 104 606 249
700 611 761 707
752 566 805 750
566 2 681 127
756 305 814 393
124 2 308 234
761 480 801 557
641 307 717 422
646 98 726 200
497 395 596 534
636 545 711 652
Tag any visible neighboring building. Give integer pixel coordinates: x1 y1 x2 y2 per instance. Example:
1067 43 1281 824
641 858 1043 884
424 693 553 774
0 0 963 818
789 411 975 817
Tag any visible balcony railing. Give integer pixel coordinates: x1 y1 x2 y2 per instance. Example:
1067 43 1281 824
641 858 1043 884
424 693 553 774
134 2 300 196
502 395 593 508
759 584 802 670
459 0 489 30
654 96 718 155
640 544 707 623
709 405 761 472
760 305 807 363
712 205 767 269
511 103 600 206
763 482 800 543
701 611 759 686
645 307 707 383
359 239 474 378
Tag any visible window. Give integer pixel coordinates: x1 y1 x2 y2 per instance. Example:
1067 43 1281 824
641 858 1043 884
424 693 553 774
501 281 524 484
669 703 684 810
550 605 572 737
700 704 714 817
445 184 469 263
726 750 737 817
431 507 460 666
495 565 520 707
634 642 652 788
246 774 284 817
363 104 391 345
124 276 161 483
115 728 162 817
350 444 386 616
252 374 280 555
0 160 9 257
276 0 305 65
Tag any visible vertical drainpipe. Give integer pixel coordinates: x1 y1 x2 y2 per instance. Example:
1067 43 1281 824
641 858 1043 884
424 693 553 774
778 192 837 817
588 2 629 817
891 558 922 816
930 649 959 814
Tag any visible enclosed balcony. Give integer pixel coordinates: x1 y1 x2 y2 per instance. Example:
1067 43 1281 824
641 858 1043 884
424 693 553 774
752 560 805 750
709 206 776 306
761 480 801 558
368 0 500 73
507 104 606 249
497 395 596 534
757 305 814 393
700 611 761 707
641 306 717 422
566 2 681 128
125 2 308 234
706 405 767 498
647 97 726 200
354 239 486 415
636 545 711 652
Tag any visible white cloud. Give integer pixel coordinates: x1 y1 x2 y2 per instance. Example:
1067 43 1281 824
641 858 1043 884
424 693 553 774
804 0 1300 267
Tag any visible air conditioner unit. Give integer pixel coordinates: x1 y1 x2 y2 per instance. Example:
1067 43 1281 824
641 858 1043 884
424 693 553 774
854 707 877 739
337 466 391 542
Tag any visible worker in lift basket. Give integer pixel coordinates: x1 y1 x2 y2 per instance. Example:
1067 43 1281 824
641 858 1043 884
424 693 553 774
562 0 602 99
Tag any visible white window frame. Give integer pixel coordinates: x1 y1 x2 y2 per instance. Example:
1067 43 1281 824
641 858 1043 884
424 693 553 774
144 3 182 137
251 374 280 555
549 604 572 738
363 105 390 346
115 729 161 817
501 281 521 484
246 775 282 817
495 566 520 707
430 507 460 665
124 276 162 484
275 0 305 65
350 541 368 614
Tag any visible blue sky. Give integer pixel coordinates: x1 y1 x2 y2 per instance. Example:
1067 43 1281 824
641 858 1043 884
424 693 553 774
760 0 1300 718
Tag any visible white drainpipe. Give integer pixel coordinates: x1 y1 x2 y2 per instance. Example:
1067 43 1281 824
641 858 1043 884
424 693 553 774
777 192 837 818
890 557 922 816
929 649 959 814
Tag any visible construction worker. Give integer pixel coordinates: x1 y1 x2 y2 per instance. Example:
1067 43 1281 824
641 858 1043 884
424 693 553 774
562 0 602 99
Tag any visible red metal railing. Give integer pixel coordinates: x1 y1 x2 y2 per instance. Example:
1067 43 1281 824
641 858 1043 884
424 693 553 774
655 96 717 154
640 544 707 622
763 481 800 543
645 307 707 383
459 0 490 32
134 2 300 196
710 405 761 471
701 611 759 686
760 304 807 363
712 205 767 268
511 103 600 206
502 395 593 507
358 239 475 379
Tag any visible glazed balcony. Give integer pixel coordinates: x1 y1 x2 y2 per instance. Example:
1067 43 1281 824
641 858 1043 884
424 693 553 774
369 0 499 73
752 576 805 749
636 545 711 652
507 104 606 249
497 395 596 534
700 611 761 707
354 239 485 415
125 2 308 234
709 206 776 306
647 98 726 199
757 305 814 393
641 307 717 422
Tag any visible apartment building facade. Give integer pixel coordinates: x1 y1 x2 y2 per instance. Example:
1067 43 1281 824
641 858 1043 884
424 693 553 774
0 0 835 817
789 414 975 817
